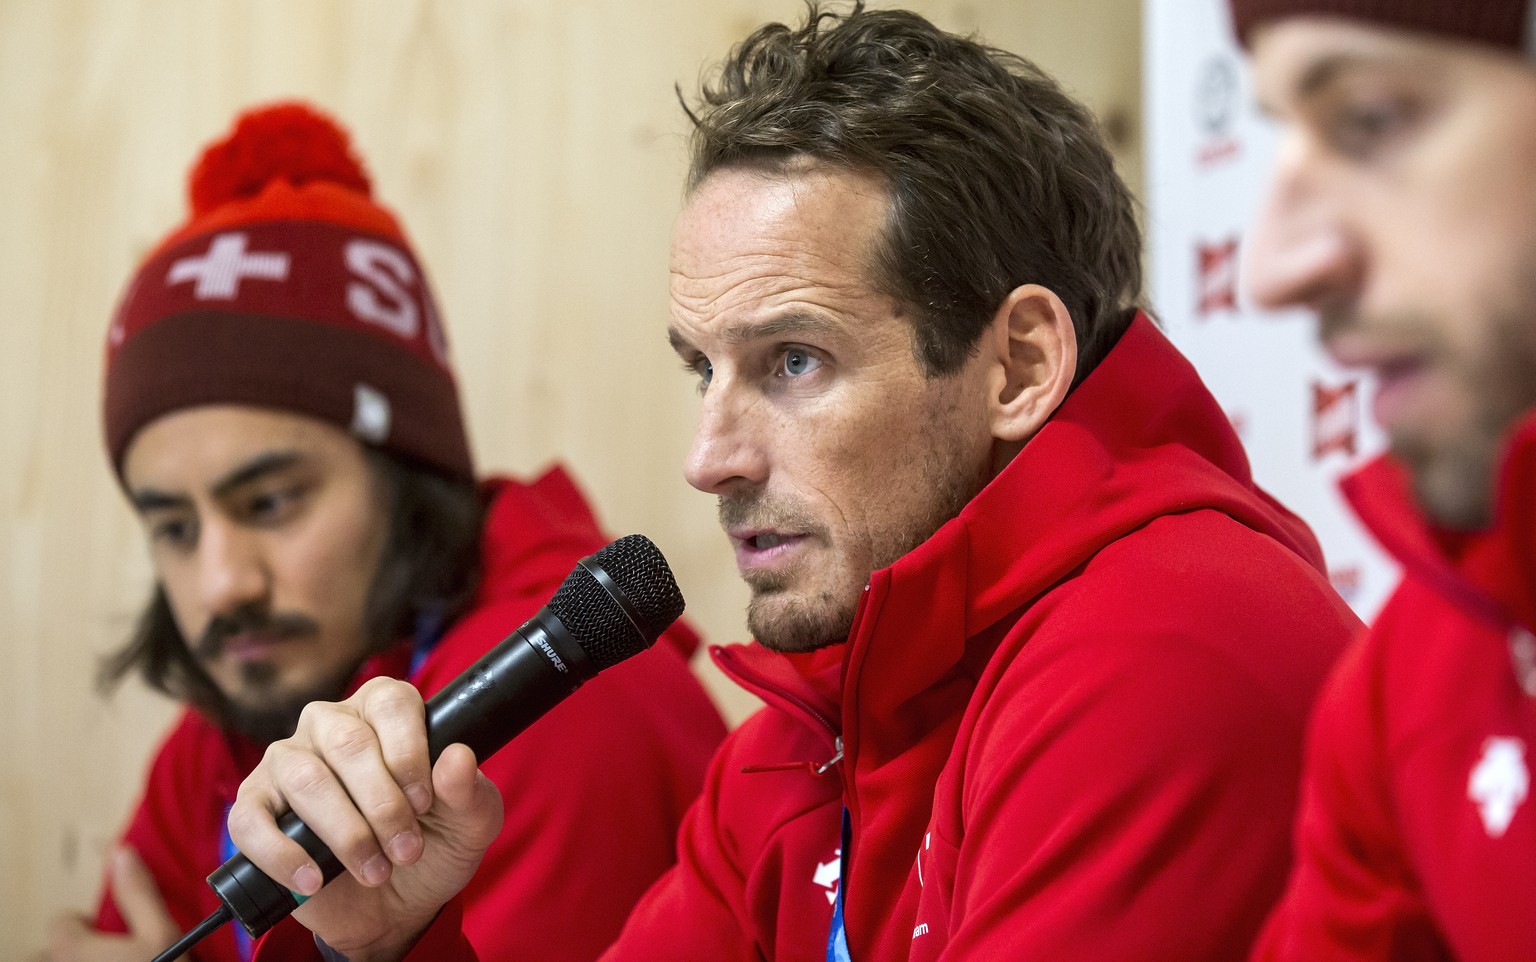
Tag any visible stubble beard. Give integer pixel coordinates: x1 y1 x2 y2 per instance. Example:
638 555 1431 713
219 658 366 744
1388 281 1536 532
730 435 988 654
196 607 366 744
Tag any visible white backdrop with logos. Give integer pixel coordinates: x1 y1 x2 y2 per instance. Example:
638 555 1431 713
1143 0 1399 620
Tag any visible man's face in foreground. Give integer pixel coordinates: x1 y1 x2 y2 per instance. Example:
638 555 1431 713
123 405 391 740
1247 18 1536 529
668 166 996 652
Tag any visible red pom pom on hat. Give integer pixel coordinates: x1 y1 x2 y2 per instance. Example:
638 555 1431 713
190 101 372 215
150 100 405 255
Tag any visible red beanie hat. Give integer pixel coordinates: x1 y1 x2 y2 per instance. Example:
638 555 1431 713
104 102 474 482
1230 0 1536 51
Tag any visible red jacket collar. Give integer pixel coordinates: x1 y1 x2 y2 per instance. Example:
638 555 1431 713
1342 412 1536 634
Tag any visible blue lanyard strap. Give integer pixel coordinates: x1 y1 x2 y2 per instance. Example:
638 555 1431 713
826 807 853 962
219 804 254 962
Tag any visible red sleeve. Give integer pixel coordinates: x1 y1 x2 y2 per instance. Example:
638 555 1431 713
918 520 1357 962
95 713 243 962
1251 628 1453 962
926 636 1307 960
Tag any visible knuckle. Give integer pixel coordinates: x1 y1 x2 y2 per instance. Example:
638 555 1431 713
285 754 338 802
297 698 345 732
356 675 412 706
326 715 380 763
361 791 413 829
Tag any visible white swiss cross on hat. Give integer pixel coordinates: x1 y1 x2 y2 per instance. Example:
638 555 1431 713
166 231 290 300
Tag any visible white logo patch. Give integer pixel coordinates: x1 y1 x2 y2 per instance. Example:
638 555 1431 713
813 849 841 905
1469 736 1529 838
351 383 392 444
166 232 290 300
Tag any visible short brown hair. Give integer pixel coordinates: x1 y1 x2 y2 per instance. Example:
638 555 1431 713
683 2 1142 381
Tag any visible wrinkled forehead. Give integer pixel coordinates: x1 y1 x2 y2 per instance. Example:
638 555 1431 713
672 166 889 264
668 167 895 326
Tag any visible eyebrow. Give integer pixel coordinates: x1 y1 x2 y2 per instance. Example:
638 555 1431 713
130 450 307 513
1259 50 1388 114
667 311 842 354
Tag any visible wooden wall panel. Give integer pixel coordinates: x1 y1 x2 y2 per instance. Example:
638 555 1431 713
0 0 1138 954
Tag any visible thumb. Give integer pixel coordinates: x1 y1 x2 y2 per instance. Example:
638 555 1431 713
428 744 504 856
110 847 178 945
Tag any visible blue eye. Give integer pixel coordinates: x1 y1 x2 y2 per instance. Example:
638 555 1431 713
781 349 821 377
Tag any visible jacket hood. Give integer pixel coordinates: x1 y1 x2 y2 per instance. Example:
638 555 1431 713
909 311 1326 642
1342 411 1536 635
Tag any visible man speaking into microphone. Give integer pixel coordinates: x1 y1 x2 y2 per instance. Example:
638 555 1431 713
46 102 724 962
228 6 1362 960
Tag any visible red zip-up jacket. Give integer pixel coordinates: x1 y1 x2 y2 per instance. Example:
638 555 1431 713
1253 416 1536 962
258 315 1358 960
98 466 726 962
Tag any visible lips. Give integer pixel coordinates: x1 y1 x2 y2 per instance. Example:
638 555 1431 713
1326 336 1432 431
729 528 809 573
220 631 289 663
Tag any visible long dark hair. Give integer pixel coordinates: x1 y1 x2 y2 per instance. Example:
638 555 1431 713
98 450 485 730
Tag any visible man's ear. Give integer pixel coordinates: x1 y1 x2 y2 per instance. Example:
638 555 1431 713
985 284 1077 443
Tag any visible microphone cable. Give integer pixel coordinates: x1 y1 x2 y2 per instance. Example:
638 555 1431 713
151 904 232 962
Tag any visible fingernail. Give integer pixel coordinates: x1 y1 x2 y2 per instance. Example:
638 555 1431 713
389 830 422 863
293 863 323 896
361 853 391 886
406 783 431 815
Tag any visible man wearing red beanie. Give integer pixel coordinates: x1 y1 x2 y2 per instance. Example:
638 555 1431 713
47 102 725 962
1228 1 1536 959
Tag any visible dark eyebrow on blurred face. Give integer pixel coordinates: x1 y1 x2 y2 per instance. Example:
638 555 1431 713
1259 49 1401 115
668 312 842 355
130 450 306 514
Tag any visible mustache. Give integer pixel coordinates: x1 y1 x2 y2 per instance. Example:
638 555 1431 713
1317 305 1442 350
195 606 319 659
718 493 823 537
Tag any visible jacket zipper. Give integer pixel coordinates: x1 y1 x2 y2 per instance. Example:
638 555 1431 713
713 645 843 774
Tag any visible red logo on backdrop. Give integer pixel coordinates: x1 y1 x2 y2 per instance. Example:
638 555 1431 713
1330 565 1362 603
1228 410 1249 441
1196 238 1240 317
1312 380 1360 460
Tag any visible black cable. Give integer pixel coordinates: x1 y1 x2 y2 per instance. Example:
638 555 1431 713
149 904 233 962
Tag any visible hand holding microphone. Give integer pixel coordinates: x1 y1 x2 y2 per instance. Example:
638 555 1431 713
154 535 685 962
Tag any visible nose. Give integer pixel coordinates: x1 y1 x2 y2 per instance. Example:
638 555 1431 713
196 519 270 619
1243 134 1362 315
684 380 770 496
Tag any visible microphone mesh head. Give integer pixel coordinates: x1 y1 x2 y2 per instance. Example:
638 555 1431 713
547 535 685 671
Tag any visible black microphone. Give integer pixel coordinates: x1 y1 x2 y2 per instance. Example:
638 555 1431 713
152 534 685 960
